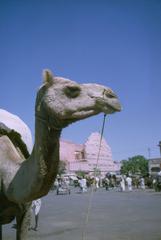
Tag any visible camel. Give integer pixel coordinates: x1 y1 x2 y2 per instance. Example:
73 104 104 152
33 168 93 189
0 69 121 239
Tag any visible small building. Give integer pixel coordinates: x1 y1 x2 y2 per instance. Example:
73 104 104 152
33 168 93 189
60 132 120 176
148 158 161 176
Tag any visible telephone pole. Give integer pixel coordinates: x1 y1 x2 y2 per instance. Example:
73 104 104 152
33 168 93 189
158 141 161 157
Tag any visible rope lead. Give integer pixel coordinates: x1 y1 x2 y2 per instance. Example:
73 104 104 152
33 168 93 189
82 113 107 240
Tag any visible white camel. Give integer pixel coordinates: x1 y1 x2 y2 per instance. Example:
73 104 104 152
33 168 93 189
0 69 121 239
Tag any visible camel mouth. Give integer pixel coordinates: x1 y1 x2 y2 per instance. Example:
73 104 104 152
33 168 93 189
102 100 122 113
63 104 121 122
69 109 98 119
59 101 121 125
96 97 121 114
108 104 121 113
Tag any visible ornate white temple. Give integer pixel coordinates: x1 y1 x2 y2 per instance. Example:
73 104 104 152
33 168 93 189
60 132 120 176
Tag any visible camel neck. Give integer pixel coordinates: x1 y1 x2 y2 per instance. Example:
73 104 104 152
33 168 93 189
35 113 62 131
34 116 62 168
6 116 62 203
31 117 62 197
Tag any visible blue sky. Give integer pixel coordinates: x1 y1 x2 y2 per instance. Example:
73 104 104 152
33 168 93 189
0 0 161 161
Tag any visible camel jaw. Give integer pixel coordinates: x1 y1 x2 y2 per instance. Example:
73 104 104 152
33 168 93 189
59 102 121 126
97 99 122 114
69 97 122 119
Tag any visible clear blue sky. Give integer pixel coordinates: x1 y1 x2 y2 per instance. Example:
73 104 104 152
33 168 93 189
0 0 161 161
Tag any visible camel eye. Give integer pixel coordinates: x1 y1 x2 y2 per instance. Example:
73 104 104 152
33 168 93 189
64 86 81 98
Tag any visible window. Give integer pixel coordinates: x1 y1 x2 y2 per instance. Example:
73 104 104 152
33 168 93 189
74 151 85 161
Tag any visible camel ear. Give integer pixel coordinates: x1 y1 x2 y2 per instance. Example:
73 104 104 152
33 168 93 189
43 69 54 85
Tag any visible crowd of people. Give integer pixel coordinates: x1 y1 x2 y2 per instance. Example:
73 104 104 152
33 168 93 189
102 174 146 192
103 174 161 192
51 173 161 194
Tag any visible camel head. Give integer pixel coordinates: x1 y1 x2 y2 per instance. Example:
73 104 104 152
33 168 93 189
35 70 121 129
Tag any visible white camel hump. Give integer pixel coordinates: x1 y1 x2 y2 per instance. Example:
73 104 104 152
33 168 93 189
0 109 33 154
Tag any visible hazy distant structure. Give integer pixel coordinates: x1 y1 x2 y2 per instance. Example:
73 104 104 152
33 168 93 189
60 132 120 176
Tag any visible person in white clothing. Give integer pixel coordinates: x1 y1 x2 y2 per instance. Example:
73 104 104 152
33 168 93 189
140 177 145 190
31 198 42 231
79 177 87 193
95 177 100 189
120 176 125 192
126 176 132 191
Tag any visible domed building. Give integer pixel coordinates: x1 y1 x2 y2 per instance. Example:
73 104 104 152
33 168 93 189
60 132 120 176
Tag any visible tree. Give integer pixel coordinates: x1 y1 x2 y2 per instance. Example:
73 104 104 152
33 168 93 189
75 170 87 178
120 155 148 176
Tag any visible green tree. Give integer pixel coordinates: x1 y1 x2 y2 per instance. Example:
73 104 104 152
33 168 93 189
120 155 148 176
75 170 87 178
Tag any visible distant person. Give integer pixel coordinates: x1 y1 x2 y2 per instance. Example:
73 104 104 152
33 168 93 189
158 170 161 176
120 176 125 192
95 177 100 189
79 177 87 193
12 198 42 231
30 198 42 231
140 177 145 190
104 177 110 191
152 178 157 189
126 176 132 191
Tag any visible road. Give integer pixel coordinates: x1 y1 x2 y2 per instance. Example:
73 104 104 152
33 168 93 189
3 188 161 240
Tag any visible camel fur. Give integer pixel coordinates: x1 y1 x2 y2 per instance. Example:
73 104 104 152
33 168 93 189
0 69 121 239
